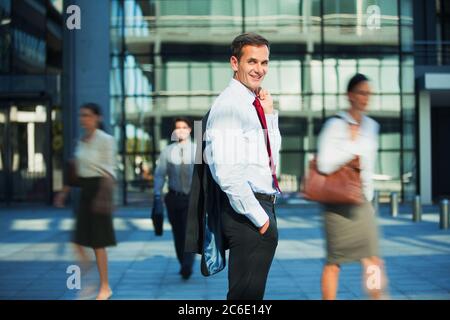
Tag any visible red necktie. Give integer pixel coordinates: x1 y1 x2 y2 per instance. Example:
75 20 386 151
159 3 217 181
253 97 281 193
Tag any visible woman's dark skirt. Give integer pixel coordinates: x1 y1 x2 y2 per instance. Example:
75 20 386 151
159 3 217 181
323 201 379 265
73 177 117 248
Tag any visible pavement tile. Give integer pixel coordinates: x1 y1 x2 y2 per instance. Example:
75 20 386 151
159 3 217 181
1 204 449 300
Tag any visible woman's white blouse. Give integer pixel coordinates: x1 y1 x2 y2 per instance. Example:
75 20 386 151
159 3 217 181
317 111 380 202
75 129 117 178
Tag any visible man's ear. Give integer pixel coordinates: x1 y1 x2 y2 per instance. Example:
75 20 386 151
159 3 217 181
230 56 239 72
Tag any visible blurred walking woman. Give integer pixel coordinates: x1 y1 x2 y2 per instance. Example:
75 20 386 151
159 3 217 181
317 74 387 300
55 103 117 300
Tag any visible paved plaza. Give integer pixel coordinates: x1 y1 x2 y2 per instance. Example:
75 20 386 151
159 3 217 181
0 202 449 300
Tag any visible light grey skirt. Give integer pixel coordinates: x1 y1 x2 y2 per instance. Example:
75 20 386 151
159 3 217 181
323 201 379 265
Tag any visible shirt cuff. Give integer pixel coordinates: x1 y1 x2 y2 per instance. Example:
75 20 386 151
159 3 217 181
246 204 270 228
265 111 279 131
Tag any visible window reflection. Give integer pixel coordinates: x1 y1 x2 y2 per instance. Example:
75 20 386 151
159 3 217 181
323 0 399 52
111 0 416 202
0 0 11 72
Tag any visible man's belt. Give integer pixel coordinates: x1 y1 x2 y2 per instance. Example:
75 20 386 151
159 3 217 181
254 192 277 204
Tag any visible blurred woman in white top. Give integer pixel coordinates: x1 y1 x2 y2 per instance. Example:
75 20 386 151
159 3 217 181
317 74 388 300
54 103 116 300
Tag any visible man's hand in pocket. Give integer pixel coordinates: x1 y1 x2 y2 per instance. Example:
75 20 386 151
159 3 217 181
259 219 270 235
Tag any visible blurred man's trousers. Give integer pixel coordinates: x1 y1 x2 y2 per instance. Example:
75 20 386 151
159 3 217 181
165 190 196 276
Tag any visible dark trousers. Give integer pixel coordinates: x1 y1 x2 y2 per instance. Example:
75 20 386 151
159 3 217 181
222 198 278 300
165 192 196 274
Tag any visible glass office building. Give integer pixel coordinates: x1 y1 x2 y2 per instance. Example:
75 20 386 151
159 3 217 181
110 0 416 205
0 0 63 204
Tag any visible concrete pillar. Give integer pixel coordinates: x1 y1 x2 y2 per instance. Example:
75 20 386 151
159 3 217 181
419 90 432 204
62 0 110 162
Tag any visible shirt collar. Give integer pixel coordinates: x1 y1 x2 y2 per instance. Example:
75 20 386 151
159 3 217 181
176 139 192 147
338 111 365 126
81 129 99 144
229 78 257 106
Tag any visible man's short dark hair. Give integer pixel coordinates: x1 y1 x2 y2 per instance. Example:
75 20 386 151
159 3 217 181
231 32 270 61
173 117 192 129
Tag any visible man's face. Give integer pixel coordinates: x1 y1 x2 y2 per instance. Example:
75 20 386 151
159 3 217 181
174 121 191 141
230 45 269 92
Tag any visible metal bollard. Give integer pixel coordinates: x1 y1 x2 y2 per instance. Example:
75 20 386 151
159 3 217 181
373 190 379 215
390 192 398 218
413 195 422 222
440 199 449 230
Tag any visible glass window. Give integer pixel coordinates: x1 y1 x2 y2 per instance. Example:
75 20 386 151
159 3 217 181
324 0 399 53
374 151 401 198
402 151 416 201
110 55 123 96
401 24 414 52
124 0 150 37
125 96 153 118
110 97 123 126
280 60 302 94
401 55 415 94
263 60 280 93
111 0 124 55
246 0 321 51
50 0 63 13
306 59 323 94
124 55 152 96
10 0 47 74
159 0 189 16
211 62 232 92
189 62 211 91
152 0 242 39
111 0 414 203
164 61 189 92
0 0 11 15
0 0 11 72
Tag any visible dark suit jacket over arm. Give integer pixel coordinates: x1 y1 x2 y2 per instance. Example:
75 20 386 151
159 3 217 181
185 111 229 276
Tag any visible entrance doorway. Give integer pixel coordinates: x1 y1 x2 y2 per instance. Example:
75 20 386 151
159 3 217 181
0 100 52 204
431 106 450 200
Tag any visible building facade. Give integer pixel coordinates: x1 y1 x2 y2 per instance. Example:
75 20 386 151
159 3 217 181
413 0 450 204
0 0 63 204
110 0 416 205
1 0 449 206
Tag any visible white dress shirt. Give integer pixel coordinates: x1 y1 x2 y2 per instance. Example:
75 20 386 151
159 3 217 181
75 129 117 178
205 78 282 228
153 140 196 196
317 111 379 202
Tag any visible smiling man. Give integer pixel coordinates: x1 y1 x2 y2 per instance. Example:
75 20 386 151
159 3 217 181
203 32 282 300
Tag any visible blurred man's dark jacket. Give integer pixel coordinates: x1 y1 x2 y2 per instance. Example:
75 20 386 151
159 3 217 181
185 111 229 276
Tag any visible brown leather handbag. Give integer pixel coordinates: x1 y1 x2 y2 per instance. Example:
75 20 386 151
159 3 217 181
301 156 364 205
91 169 116 215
